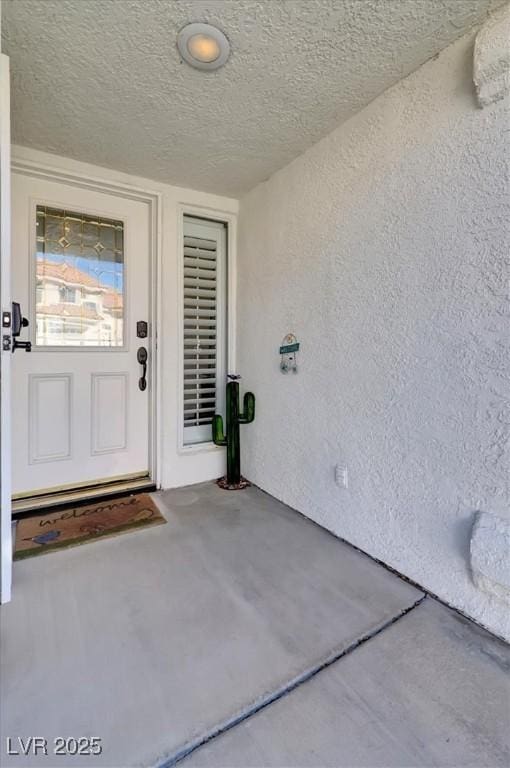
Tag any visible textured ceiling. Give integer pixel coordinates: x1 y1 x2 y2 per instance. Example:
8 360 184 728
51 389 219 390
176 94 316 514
1 0 503 196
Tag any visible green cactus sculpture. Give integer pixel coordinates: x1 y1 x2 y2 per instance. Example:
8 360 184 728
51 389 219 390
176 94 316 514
212 376 255 489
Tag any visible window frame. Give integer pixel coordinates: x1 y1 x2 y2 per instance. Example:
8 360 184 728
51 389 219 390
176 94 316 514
181 215 227 447
178 206 236 453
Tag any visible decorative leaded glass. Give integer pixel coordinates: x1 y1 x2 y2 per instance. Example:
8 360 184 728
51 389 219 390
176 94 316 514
35 206 124 347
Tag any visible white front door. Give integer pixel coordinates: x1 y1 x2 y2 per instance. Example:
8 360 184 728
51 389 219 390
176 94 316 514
1 53 12 602
11 173 152 498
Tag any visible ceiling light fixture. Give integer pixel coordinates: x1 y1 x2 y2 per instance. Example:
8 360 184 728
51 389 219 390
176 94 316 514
177 22 230 71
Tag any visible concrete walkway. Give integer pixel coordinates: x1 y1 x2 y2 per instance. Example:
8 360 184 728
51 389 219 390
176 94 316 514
181 598 510 767
0 483 508 767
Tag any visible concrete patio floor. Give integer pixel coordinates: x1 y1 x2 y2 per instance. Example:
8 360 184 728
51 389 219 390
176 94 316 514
1 482 508 768
182 597 510 768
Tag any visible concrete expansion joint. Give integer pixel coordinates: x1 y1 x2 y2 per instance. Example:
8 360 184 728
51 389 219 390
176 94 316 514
159 594 427 768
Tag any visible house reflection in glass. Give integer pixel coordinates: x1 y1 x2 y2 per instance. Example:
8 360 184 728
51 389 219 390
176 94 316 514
35 206 124 347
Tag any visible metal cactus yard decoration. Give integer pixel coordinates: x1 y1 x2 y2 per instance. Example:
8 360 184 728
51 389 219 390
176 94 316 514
212 376 255 490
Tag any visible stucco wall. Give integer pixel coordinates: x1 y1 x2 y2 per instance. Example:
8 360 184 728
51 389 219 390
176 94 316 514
237 32 509 640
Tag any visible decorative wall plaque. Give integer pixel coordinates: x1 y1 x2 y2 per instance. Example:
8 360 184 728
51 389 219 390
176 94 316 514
279 333 299 374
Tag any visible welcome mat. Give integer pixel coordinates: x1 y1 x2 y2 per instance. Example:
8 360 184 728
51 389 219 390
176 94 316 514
14 493 166 560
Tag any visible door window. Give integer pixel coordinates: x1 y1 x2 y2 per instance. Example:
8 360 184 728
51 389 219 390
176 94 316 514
35 206 124 347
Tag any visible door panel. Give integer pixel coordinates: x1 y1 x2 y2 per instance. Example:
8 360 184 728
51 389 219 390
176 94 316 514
12 174 151 496
29 374 72 463
91 373 128 454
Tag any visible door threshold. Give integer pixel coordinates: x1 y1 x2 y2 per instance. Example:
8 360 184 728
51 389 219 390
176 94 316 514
12 477 156 517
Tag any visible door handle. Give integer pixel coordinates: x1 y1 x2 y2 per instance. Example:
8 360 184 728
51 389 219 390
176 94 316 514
137 346 148 391
11 301 31 353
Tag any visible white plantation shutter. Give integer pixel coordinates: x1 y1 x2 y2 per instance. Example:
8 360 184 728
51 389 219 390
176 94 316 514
182 216 227 445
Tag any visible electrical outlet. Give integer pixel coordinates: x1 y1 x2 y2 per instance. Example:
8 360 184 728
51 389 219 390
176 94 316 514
335 464 348 489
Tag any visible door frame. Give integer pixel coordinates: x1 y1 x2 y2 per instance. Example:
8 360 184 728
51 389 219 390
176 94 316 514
10 153 163 491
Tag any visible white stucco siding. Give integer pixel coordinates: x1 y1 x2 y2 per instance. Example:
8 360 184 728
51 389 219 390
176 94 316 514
237 31 510 640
